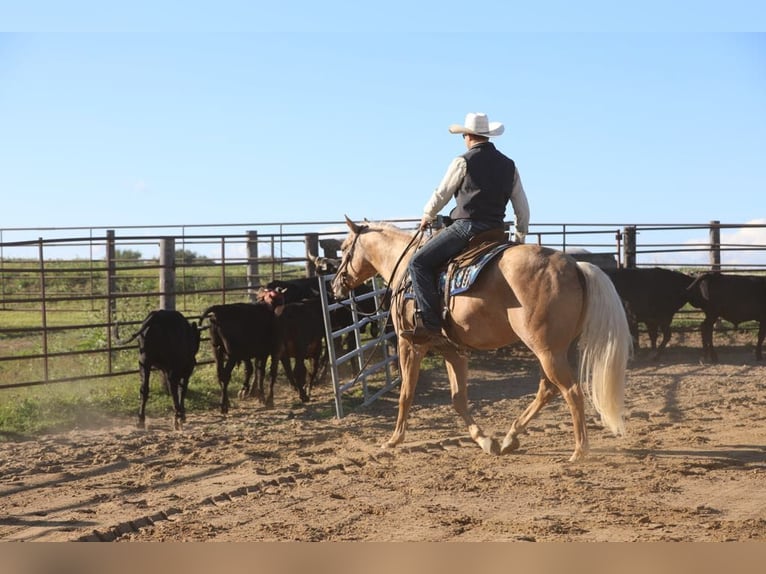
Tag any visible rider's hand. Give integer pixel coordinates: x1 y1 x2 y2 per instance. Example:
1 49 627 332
419 216 431 231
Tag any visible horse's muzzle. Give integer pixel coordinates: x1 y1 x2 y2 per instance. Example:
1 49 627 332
330 274 348 299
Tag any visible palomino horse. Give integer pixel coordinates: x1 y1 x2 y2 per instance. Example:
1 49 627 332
331 217 632 462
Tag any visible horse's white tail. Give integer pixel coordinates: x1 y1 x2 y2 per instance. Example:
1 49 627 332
576 262 633 436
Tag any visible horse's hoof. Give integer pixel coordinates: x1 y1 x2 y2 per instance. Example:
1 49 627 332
500 436 520 455
381 441 397 450
136 420 146 430
237 389 248 399
568 450 587 463
477 437 501 455
174 419 183 431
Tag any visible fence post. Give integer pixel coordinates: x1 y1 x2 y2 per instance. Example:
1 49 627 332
38 239 49 382
106 230 116 318
622 226 637 268
305 233 319 276
247 230 259 301
159 237 176 311
709 220 721 271
106 230 116 373
615 229 623 268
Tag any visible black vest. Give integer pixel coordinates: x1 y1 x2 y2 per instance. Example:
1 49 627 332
449 142 516 227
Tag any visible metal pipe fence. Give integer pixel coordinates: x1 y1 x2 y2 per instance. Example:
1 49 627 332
1 219 764 391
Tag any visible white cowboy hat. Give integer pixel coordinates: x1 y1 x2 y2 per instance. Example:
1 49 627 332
448 112 504 137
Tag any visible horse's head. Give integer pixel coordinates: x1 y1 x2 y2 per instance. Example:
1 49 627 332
331 216 378 299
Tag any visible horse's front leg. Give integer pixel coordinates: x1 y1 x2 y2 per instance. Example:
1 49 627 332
385 339 426 449
442 347 499 455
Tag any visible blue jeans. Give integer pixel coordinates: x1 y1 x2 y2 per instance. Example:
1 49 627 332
408 219 496 330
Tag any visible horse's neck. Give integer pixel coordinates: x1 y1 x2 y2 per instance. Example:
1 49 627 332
365 228 414 284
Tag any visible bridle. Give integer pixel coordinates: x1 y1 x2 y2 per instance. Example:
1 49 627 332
333 224 368 295
334 223 425 314
332 223 427 386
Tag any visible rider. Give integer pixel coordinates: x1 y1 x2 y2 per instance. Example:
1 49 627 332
405 112 530 342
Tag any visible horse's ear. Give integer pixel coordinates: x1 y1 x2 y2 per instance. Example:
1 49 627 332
344 215 360 233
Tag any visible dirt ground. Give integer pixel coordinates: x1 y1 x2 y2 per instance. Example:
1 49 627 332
1 333 765 543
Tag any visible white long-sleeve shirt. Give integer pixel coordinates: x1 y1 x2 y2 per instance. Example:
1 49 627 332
422 155 530 240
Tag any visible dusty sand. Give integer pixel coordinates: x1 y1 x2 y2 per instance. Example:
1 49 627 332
1 335 765 542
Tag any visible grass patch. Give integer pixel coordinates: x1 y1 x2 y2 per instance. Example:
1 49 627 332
0 367 227 438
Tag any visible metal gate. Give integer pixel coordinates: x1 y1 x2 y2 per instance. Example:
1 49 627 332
317 276 399 418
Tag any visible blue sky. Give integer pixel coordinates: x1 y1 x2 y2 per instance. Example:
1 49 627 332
1 6 765 260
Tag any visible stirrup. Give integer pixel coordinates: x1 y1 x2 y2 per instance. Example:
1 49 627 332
400 312 441 344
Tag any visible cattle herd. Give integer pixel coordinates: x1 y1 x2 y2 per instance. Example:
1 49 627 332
605 268 766 362
115 264 766 430
114 273 378 429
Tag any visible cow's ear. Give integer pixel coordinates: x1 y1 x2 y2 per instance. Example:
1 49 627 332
344 215 360 234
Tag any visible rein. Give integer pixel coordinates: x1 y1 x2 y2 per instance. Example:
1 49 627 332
336 225 425 316
335 225 426 386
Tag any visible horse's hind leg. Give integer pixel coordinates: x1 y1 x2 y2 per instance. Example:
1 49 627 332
505 351 589 462
546 352 588 461
442 346 498 455
501 373 559 455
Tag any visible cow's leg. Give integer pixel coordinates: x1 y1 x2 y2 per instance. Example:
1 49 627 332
655 320 672 360
756 320 765 361
219 357 237 414
293 356 310 402
137 358 151 429
178 377 190 425
701 315 718 363
628 317 640 350
306 348 323 398
238 359 254 399
266 357 279 408
253 357 267 404
646 321 659 355
280 356 297 391
167 374 184 431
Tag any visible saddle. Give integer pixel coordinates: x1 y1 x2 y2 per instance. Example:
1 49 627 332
398 227 517 331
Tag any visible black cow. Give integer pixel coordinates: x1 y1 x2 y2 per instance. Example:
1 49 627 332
264 275 378 351
605 267 693 360
265 277 321 303
686 272 766 362
199 301 279 411
271 298 328 402
114 310 201 430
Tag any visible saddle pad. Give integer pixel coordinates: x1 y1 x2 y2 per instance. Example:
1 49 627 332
440 242 514 297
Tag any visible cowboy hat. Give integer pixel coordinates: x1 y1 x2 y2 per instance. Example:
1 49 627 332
448 112 504 137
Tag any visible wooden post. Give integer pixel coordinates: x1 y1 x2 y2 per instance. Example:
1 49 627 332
615 229 623 268
305 233 319 276
159 237 176 311
709 220 721 272
247 230 259 301
623 226 637 269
